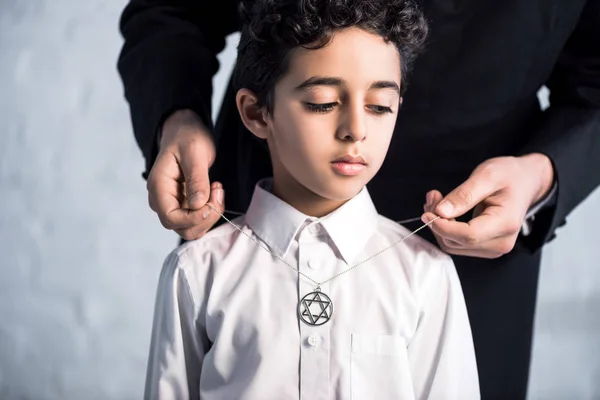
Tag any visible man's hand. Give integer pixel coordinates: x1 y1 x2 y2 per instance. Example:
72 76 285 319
421 153 554 258
146 109 225 241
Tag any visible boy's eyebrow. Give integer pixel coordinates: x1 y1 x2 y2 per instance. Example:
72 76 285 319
295 76 344 90
295 76 400 95
369 80 401 96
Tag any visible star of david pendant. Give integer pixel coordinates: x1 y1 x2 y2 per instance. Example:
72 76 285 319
298 287 333 326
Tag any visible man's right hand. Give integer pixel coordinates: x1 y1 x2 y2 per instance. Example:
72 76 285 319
147 109 225 241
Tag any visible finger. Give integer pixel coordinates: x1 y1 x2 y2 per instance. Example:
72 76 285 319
147 153 181 213
426 212 498 245
148 155 208 229
179 181 189 209
422 192 455 243
425 207 519 258
177 183 225 241
440 230 518 256
425 225 501 258
424 190 443 213
157 200 208 231
440 236 464 249
179 141 212 210
435 171 501 219
439 245 505 259
424 226 499 258
437 230 514 258
425 206 522 246
205 181 225 217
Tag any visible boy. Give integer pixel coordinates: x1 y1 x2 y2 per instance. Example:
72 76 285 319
144 0 479 398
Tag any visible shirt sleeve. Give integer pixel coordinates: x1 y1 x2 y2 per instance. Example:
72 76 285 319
144 251 210 400
406 256 480 400
521 180 558 236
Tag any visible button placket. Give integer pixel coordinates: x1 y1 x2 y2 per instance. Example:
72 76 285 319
299 296 330 400
307 259 319 270
308 334 321 347
298 228 331 400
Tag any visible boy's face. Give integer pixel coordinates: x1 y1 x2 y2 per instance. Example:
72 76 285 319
240 27 401 215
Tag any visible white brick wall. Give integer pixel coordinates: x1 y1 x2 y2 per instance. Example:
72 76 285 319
0 1 598 399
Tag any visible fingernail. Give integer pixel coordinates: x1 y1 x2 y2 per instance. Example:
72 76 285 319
189 192 205 206
438 200 453 215
421 214 430 223
203 210 210 219
217 189 223 205
425 192 433 207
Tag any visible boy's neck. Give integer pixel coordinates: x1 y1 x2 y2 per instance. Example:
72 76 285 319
271 178 351 218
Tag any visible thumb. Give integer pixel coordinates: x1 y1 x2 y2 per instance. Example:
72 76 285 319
435 174 496 219
179 148 211 210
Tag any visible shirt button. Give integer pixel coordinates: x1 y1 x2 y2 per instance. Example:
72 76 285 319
307 334 321 347
307 259 319 269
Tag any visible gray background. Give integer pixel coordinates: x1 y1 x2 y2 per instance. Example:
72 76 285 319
0 1 598 399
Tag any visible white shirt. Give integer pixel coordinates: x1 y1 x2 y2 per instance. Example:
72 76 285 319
145 179 480 400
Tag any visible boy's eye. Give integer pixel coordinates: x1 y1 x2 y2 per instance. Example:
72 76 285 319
303 102 393 115
304 102 338 113
368 105 394 114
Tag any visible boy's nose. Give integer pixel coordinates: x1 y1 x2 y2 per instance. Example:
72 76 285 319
336 107 367 142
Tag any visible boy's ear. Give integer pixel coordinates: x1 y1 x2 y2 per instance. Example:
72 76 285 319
236 89 270 139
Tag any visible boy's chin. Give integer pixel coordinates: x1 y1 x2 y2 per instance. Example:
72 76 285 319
312 181 366 202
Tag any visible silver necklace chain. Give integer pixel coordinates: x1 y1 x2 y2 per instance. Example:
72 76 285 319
223 209 423 225
208 205 440 288
223 209 424 224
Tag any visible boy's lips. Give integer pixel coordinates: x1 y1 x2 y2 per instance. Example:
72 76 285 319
331 155 367 176
331 155 367 165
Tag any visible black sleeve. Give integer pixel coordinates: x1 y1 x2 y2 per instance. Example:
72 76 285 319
518 0 600 252
117 0 241 179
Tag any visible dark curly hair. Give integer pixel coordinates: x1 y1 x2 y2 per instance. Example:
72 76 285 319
233 0 429 113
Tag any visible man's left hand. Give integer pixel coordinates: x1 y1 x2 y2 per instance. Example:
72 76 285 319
421 153 554 259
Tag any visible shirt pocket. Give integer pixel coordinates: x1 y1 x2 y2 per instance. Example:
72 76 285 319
350 333 415 400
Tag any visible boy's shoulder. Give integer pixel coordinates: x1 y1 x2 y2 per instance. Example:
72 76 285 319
155 217 248 306
168 215 248 268
375 214 452 265
375 214 458 303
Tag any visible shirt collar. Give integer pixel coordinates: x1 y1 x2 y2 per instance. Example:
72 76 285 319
245 178 380 264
